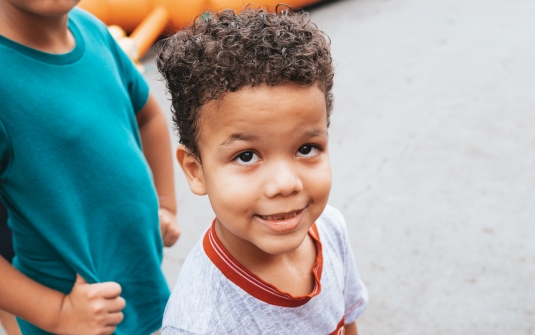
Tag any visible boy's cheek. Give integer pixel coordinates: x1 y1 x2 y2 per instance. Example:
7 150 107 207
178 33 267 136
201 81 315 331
211 164 263 188
308 159 332 193
206 169 260 208
307 162 333 215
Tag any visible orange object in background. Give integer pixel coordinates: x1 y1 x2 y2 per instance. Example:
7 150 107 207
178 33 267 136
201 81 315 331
130 6 169 57
209 0 322 11
77 0 210 59
160 0 210 30
78 0 209 33
77 0 322 59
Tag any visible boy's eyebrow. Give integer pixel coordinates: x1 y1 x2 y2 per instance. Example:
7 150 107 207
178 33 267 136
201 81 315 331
302 129 329 139
220 129 328 146
221 134 260 146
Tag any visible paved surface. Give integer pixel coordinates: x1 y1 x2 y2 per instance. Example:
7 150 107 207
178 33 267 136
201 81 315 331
2 1 533 334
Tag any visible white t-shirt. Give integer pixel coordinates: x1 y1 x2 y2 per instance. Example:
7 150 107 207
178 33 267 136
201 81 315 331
162 205 368 335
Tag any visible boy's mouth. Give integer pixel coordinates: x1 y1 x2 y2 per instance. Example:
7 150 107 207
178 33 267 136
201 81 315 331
254 207 307 233
257 209 302 221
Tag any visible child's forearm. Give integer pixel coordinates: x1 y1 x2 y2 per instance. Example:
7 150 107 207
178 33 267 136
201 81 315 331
0 257 125 335
136 94 176 212
0 256 64 332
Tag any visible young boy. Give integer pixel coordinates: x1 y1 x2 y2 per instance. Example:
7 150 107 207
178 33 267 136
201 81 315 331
0 1 180 334
157 7 368 335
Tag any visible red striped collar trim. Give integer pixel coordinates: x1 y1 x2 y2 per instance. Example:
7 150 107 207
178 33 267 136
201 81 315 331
203 219 323 308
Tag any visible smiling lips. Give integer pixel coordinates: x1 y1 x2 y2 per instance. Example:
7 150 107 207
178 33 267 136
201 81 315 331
255 208 306 233
259 209 301 221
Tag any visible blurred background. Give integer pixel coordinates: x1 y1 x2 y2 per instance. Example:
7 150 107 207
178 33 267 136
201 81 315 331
3 0 534 334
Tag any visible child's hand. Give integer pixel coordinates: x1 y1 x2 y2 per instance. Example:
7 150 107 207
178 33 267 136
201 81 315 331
55 274 125 335
159 207 181 247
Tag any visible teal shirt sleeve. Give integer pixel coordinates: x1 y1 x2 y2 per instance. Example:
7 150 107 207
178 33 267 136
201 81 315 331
106 33 150 114
0 117 12 181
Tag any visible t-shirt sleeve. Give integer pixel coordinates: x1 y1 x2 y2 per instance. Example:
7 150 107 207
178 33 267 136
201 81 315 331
107 34 150 114
0 118 12 181
338 211 369 324
162 239 217 334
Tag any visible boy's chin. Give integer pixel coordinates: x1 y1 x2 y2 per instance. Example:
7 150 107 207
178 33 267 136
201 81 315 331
255 234 308 256
18 0 79 17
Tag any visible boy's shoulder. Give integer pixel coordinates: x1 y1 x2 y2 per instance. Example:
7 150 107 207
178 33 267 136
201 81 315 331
163 235 221 334
317 204 348 230
69 7 109 36
315 204 352 255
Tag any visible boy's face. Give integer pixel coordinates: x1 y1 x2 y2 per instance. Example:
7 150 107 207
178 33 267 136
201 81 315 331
178 83 332 256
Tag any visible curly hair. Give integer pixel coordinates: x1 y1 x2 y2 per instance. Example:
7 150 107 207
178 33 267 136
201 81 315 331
157 6 334 159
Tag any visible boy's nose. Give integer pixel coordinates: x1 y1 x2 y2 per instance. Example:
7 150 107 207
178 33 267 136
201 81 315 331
264 161 304 198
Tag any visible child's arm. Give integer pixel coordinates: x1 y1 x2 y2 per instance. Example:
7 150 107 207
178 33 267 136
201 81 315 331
136 93 181 247
345 321 359 335
0 257 125 334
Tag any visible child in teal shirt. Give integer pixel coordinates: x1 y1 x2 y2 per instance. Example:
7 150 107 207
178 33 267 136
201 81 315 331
0 1 180 334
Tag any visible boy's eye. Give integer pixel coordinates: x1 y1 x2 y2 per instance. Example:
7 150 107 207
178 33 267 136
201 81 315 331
297 145 320 157
235 151 259 165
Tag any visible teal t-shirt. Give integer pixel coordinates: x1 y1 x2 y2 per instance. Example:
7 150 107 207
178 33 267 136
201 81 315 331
0 8 169 335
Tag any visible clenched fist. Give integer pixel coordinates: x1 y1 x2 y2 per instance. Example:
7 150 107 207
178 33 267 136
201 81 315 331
55 274 125 335
159 207 181 247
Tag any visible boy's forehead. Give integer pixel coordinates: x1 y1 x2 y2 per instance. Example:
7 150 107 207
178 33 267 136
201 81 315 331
201 83 326 117
197 83 328 143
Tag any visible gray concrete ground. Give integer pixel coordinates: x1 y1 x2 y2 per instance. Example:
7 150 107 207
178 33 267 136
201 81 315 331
143 0 535 334
3 1 533 335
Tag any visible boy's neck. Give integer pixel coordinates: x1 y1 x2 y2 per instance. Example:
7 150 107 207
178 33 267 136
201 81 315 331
214 219 317 296
0 1 74 54
215 220 277 265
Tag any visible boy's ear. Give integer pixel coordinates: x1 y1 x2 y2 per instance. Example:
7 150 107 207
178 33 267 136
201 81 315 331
176 145 207 195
